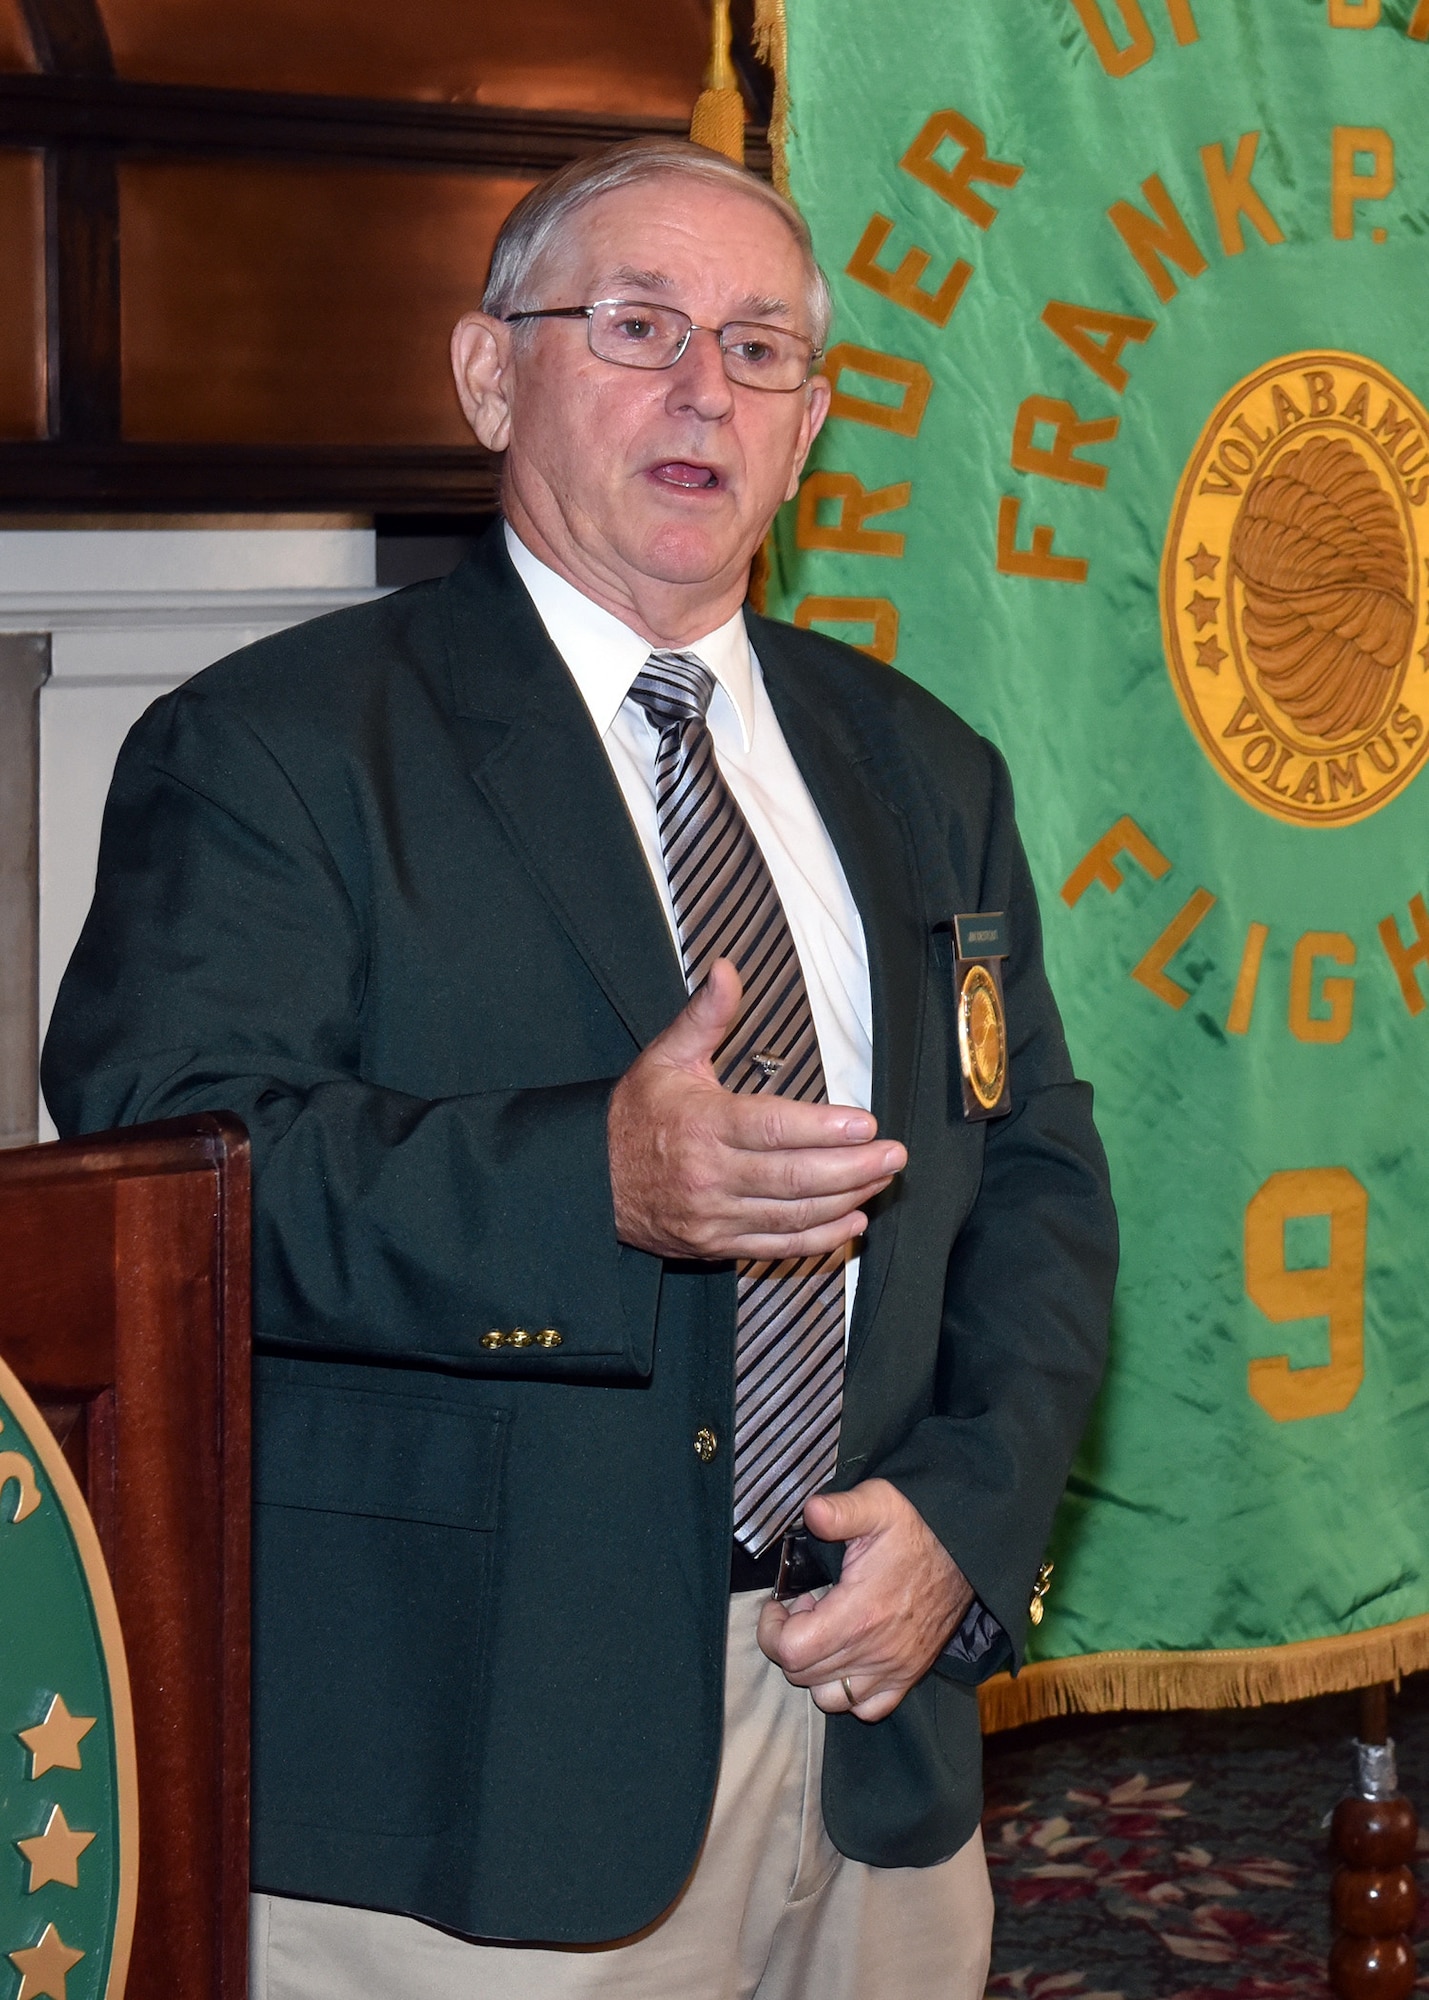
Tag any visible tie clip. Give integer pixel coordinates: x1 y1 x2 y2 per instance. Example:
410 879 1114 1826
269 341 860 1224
750 1050 784 1077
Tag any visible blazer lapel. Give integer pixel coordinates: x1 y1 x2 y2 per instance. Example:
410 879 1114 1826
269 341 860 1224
440 541 927 1363
754 625 929 1371
441 536 687 1050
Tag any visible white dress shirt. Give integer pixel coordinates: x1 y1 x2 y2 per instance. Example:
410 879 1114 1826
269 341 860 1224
505 524 873 1331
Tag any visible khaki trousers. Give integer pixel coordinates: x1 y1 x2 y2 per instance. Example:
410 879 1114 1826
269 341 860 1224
251 1590 992 2000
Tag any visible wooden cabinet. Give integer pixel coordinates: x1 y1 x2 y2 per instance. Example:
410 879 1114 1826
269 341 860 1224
0 1115 251 2000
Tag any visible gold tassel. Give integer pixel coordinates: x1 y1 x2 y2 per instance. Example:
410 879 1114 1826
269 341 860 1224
977 1611 1429 1734
751 0 790 193
690 0 746 165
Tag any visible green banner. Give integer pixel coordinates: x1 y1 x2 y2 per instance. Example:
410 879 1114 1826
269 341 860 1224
767 0 1429 1719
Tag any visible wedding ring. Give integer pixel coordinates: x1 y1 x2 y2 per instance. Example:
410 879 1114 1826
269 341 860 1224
841 1677 855 1708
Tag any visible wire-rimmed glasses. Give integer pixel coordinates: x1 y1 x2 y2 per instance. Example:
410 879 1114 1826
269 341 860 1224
503 298 821 392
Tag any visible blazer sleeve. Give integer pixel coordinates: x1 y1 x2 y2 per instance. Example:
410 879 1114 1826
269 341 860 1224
872 745 1118 1676
41 687 664 1382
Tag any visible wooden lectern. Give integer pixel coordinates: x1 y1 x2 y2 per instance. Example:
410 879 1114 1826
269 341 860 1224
0 1116 251 2000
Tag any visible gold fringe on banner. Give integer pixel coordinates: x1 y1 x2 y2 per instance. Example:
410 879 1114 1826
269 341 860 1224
690 0 746 165
978 1612 1429 1733
751 0 790 192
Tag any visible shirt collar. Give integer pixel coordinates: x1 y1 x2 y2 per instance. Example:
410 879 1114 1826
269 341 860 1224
504 522 756 752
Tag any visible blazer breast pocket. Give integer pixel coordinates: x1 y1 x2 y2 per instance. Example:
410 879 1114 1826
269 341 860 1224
252 1382 511 1839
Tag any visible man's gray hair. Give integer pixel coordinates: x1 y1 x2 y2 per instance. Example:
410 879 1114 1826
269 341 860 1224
482 138 834 351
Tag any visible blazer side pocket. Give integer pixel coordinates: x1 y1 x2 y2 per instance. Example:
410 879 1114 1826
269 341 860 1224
253 1383 510 1839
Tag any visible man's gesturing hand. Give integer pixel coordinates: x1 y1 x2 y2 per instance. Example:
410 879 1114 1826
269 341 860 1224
756 1480 975 1723
608 958 905 1262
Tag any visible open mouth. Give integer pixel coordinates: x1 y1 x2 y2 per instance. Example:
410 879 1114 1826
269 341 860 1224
648 461 722 491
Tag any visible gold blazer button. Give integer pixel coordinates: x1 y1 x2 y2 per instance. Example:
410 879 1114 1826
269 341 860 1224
480 1331 505 1350
507 1328 533 1349
693 1427 718 1464
535 1329 563 1349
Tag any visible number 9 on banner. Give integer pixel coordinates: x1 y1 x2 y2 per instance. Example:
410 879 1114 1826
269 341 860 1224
1244 1168 1368 1421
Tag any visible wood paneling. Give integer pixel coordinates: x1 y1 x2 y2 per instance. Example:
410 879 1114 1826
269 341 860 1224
101 0 706 115
0 150 44 437
1 76 704 171
0 439 501 508
17 0 112 76
120 159 533 446
0 0 36 69
46 140 121 438
0 0 770 506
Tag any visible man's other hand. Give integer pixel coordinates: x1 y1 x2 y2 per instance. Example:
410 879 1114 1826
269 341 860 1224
756 1480 975 1722
609 958 905 1262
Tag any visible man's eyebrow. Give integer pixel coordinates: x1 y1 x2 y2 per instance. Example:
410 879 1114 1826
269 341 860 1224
737 295 794 323
604 267 676 293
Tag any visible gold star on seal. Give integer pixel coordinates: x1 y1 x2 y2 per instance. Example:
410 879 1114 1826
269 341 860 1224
1185 591 1220 631
1186 543 1220 581
1195 636 1228 673
8 1924 84 2000
18 1698 95 1780
17 1806 95 1892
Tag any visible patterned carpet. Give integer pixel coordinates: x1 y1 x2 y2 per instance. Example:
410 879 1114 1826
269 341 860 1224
982 1672 1429 1998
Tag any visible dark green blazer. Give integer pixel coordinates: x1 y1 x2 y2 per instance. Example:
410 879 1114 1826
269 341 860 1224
42 527 1116 1945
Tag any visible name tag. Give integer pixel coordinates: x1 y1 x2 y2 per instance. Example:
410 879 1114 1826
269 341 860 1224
954 913 1009 960
951 912 1012 1122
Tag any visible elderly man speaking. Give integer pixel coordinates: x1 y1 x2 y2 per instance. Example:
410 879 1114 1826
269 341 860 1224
43 140 1116 1999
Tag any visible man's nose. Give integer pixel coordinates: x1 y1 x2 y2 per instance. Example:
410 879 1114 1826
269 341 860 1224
664 325 735 418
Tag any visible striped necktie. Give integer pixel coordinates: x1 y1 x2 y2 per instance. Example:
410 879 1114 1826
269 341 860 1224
628 650 845 1557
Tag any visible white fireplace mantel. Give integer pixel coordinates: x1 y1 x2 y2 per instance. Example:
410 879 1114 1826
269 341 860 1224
0 527 387 1141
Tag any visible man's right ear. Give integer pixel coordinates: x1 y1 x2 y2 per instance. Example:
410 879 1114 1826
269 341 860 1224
451 313 514 452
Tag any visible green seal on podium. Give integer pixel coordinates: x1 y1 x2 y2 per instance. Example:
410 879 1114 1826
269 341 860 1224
0 1356 136 2000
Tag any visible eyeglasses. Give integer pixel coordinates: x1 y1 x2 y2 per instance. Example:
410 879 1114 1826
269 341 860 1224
503 298 821 392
